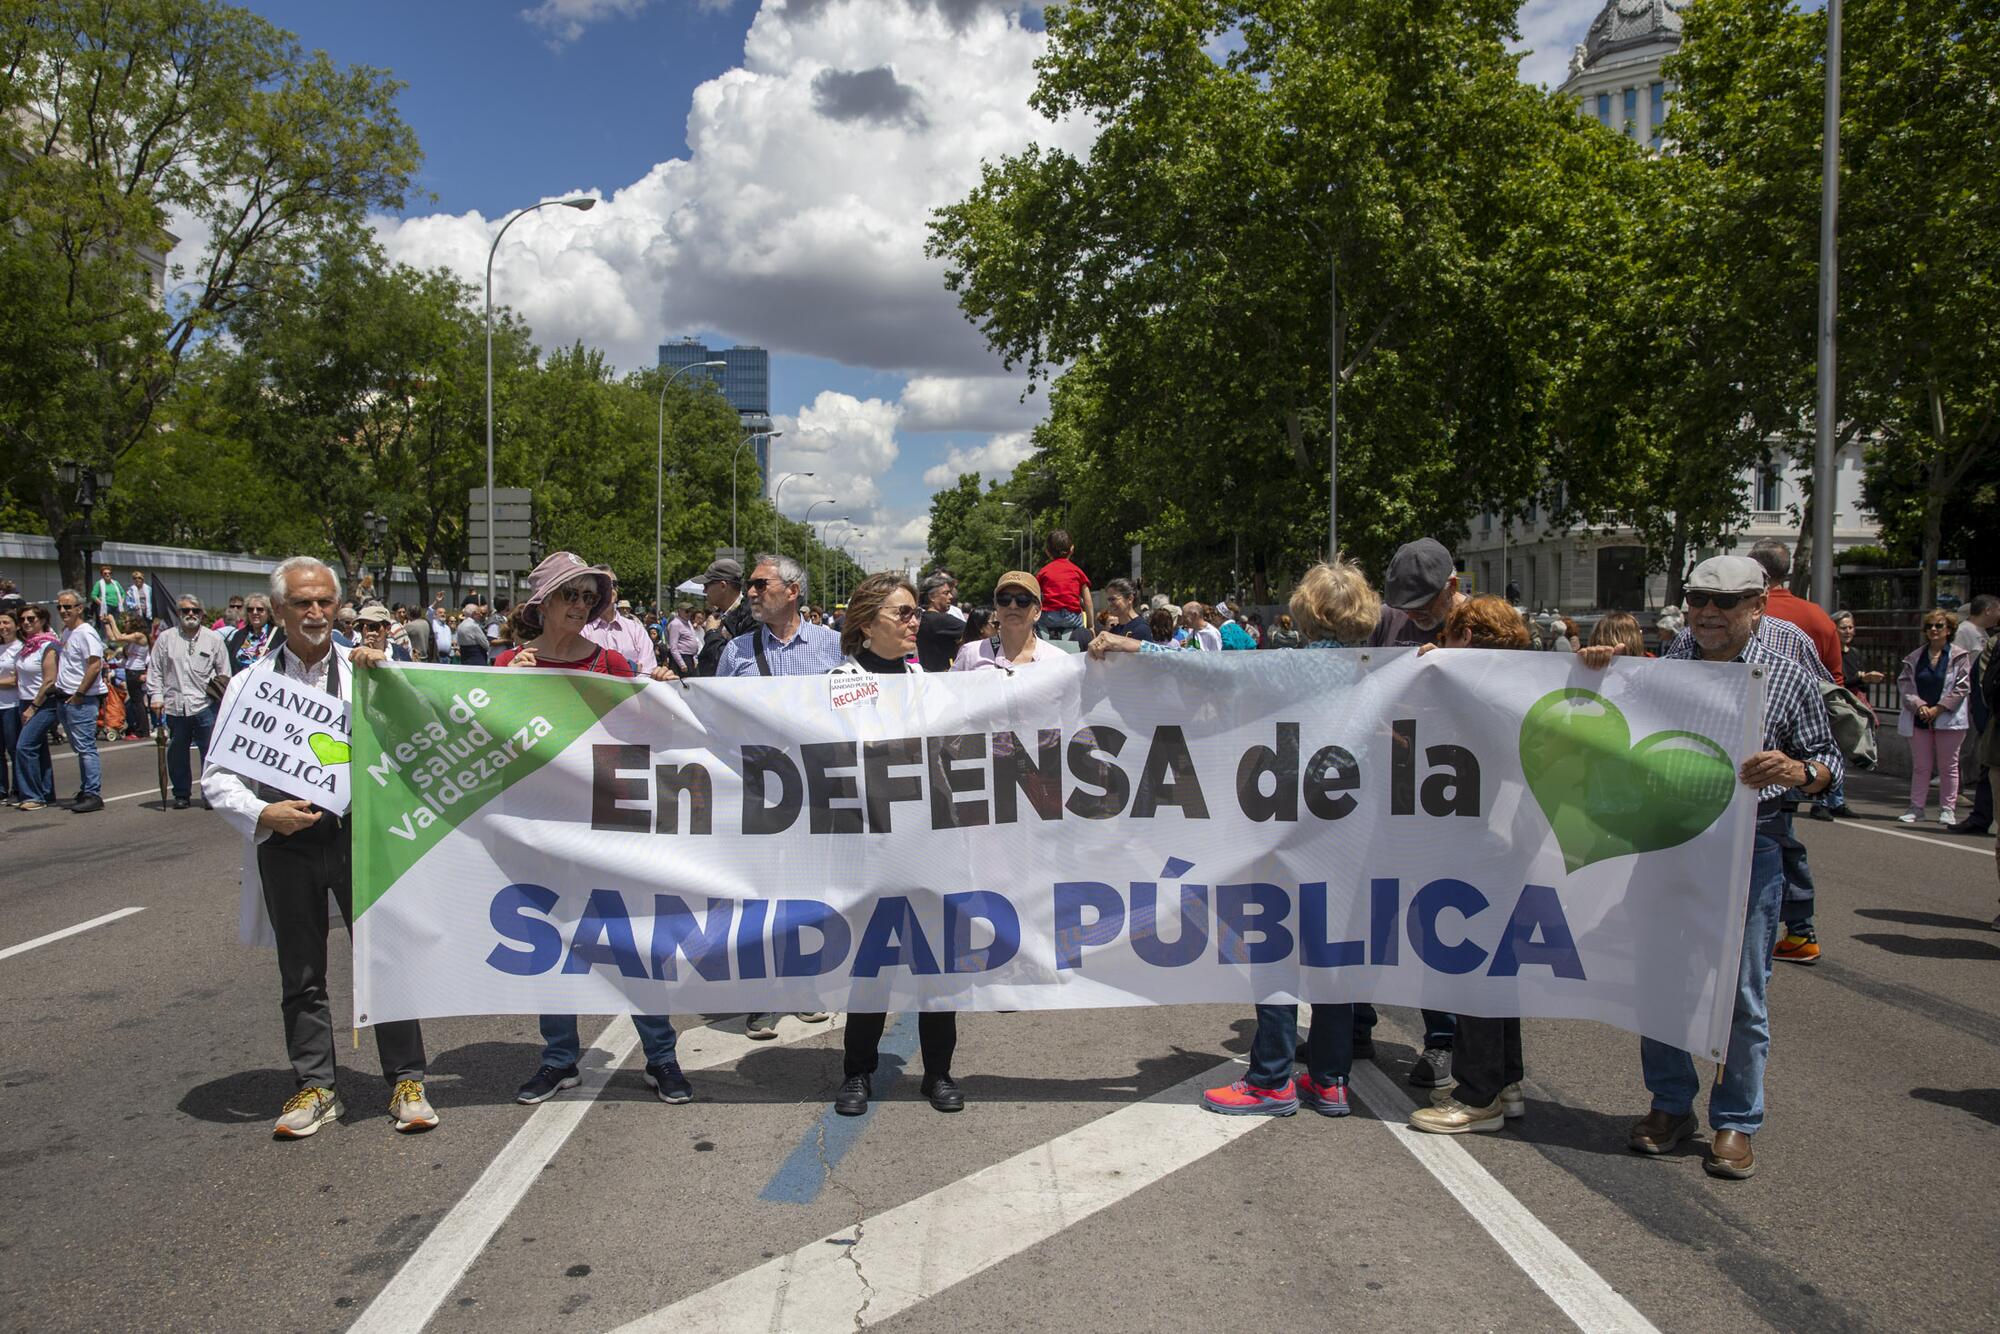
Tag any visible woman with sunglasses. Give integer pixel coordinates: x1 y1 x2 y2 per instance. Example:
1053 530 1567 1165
12 605 64 810
1896 610 1974 826
952 571 1066 671
828 572 967 1116
497 552 695 1108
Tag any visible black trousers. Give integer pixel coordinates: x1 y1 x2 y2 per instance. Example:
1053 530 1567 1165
259 824 425 1090
843 1012 956 1079
1450 1014 1523 1108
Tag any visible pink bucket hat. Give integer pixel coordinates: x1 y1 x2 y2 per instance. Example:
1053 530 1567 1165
519 551 616 634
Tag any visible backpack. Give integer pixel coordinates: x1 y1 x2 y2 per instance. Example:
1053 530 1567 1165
1820 681 1877 771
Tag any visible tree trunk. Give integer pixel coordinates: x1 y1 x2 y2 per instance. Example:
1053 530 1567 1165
1790 488 1814 597
1664 511 1689 606
1918 456 1946 613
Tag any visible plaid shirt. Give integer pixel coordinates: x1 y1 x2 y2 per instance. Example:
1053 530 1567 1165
1664 625 1844 801
1666 615 1832 683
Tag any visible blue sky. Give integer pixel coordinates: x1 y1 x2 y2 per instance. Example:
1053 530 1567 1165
231 0 1605 568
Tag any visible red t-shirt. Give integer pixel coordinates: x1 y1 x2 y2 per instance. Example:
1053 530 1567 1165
494 645 634 677
1036 557 1089 614
1761 588 1842 686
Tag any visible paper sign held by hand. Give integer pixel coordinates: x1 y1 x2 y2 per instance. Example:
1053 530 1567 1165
209 666 352 814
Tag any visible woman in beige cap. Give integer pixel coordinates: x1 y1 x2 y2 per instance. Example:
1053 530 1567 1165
951 571 1066 671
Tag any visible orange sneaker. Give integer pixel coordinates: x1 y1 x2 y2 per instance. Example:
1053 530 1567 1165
1774 928 1820 966
1202 1078 1298 1116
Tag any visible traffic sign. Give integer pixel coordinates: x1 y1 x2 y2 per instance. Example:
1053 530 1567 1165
469 487 532 505
467 519 533 540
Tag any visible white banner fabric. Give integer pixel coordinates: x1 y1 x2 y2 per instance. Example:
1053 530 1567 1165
351 650 1764 1058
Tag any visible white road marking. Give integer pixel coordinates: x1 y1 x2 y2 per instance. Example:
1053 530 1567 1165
607 1056 1272 1333
106 789 156 804
347 1014 844 1334
1819 819 1990 857
1347 1061 1661 1334
0 907 146 961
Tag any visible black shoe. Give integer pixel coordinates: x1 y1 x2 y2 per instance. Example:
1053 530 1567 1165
1829 804 1857 819
1407 1047 1453 1088
53 791 83 809
1952 821 1994 836
833 1073 871 1116
172 796 191 810
68 793 104 813
643 1060 692 1104
515 1063 581 1104
1807 804 1835 822
922 1074 965 1112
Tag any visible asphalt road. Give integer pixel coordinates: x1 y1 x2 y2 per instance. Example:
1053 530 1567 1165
3 737 1996 1333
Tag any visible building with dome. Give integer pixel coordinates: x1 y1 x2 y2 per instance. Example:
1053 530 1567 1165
1451 0 1879 615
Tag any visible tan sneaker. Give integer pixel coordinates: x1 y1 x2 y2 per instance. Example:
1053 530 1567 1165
273 1087 342 1139
390 1079 438 1134
1409 1096 1505 1134
1430 1082 1526 1118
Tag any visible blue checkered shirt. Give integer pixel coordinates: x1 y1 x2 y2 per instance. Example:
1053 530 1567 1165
1663 626 1844 801
1666 616 1832 683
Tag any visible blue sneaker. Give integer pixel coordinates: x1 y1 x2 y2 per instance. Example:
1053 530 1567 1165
515 1063 580 1105
644 1061 693 1104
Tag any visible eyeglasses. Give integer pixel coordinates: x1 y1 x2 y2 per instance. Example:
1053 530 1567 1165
552 585 601 606
1924 622 1949 632
994 592 1039 609
179 607 202 617
747 577 784 592
883 605 921 624
56 602 80 612
1684 591 1751 611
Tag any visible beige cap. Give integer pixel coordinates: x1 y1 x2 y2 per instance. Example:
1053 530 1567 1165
994 570 1040 600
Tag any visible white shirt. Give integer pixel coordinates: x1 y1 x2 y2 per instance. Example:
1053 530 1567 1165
1955 620 1990 657
1189 624 1223 652
950 636 1067 671
0 639 20 710
56 622 108 696
149 625 230 716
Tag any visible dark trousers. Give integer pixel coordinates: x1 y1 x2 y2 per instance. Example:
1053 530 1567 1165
124 670 149 736
0 706 18 799
1249 1003 1354 1089
844 1011 956 1079
1352 1004 1456 1049
258 825 425 1090
165 705 216 799
1966 762 1993 830
1451 1015 1523 1108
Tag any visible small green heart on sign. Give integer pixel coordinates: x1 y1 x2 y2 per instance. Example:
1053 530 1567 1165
1520 688 1736 873
309 732 351 766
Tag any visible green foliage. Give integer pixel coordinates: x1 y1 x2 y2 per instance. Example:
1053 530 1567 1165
1832 544 1892 568
0 0 419 583
927 0 1684 594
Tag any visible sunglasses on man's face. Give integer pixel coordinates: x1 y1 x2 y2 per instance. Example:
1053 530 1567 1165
994 592 1039 609
748 577 790 593
180 607 201 617
1685 591 1750 611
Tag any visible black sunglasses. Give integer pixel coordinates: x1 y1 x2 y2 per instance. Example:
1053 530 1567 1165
1685 591 1751 610
994 591 1040 609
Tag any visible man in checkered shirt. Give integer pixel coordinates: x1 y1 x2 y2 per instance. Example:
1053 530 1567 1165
1579 555 1843 1181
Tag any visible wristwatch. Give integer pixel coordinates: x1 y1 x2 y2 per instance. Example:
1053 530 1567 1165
1799 759 1821 790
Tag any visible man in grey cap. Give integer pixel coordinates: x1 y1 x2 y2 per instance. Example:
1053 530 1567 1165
1357 537 1467 1084
1577 553 1842 1180
694 558 755 677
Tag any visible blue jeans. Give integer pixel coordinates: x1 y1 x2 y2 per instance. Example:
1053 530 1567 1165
1248 1003 1355 1088
0 707 18 799
1038 610 1086 643
1640 814 1784 1136
539 1014 679 1068
15 704 59 802
1817 775 1846 812
166 705 217 799
1769 809 1815 930
61 699 102 797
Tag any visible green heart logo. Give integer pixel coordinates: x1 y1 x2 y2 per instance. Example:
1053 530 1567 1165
1520 689 1735 873
309 732 351 766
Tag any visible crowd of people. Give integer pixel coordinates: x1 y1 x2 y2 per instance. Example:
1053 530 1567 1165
3 533 1994 1185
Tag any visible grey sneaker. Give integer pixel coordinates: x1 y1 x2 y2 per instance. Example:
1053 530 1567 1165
796 1011 832 1024
1407 1047 1453 1088
745 1013 779 1040
273 1087 342 1139
390 1079 438 1133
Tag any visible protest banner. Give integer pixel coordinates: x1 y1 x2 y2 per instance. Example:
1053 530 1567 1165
209 662 353 813
350 651 1765 1058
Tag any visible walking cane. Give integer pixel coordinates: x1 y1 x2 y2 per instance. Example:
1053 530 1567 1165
155 726 168 806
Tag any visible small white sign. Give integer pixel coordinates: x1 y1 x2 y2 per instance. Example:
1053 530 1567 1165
827 675 881 712
210 667 353 814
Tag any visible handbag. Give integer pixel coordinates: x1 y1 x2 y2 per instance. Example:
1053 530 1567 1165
1820 682 1877 770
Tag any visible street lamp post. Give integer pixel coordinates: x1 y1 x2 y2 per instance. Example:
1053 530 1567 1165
56 460 115 594
656 359 726 611
486 195 595 606
801 500 833 597
1810 0 1842 608
1297 210 1340 558
771 472 815 556
363 510 391 599
731 430 782 558
816 514 850 601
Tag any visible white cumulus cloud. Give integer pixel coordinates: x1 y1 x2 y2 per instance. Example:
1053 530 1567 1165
521 0 654 46
1513 0 1608 89
898 374 1047 433
920 429 1035 487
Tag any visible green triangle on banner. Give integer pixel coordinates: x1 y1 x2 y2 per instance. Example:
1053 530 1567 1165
351 666 646 917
